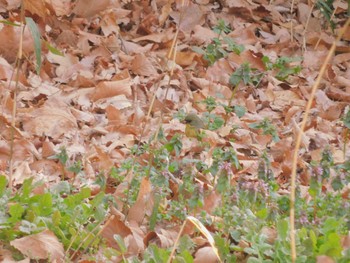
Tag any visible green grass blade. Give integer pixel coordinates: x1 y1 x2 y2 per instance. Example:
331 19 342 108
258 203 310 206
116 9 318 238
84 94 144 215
25 17 41 74
44 40 64 56
0 20 20 26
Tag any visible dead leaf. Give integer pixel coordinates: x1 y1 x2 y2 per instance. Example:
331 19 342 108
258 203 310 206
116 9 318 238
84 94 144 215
72 0 111 18
101 216 132 249
0 25 34 63
171 3 204 32
48 0 72 16
22 105 78 139
23 0 46 18
175 51 200 66
91 79 132 101
191 25 218 45
12 161 33 185
131 53 157 76
316 255 335 263
127 177 154 224
10 230 64 261
194 246 219 263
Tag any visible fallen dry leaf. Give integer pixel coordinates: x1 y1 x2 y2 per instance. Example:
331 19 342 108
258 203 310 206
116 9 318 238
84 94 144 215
131 53 157 76
194 246 219 263
22 105 78 139
127 177 154 224
10 230 64 261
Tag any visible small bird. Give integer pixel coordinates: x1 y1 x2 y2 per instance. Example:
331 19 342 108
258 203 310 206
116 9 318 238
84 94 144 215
184 113 205 138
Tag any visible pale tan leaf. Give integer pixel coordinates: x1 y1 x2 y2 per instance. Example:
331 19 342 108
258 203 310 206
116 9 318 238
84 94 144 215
191 25 218 45
0 247 30 263
131 53 157 76
171 3 204 32
316 256 335 263
46 0 72 16
91 79 132 101
22 106 78 139
72 0 111 18
12 161 33 185
10 230 64 261
194 246 219 263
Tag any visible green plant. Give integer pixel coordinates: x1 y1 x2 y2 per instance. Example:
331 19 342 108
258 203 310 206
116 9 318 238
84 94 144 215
249 118 280 142
262 56 302 81
192 19 244 65
229 62 264 87
315 0 336 31
0 176 110 259
200 96 246 119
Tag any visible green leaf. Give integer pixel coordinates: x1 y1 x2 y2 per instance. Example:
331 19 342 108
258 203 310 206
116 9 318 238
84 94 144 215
192 46 206 55
277 218 289 240
201 96 217 112
262 56 272 69
331 176 343 191
90 192 105 208
318 232 342 257
0 175 7 196
234 105 246 118
207 115 224 130
53 147 68 165
216 173 229 193
52 210 61 226
213 19 231 34
175 250 194 263
9 203 25 222
114 234 127 254
321 217 340 235
0 20 20 26
50 181 71 195
164 134 183 156
149 194 161 231
38 192 53 216
223 37 244 54
178 235 195 254
309 229 317 250
144 244 170 263
44 40 64 56
21 178 34 200
256 207 268 219
25 17 42 74
19 220 39 234
229 63 252 87
246 256 260 263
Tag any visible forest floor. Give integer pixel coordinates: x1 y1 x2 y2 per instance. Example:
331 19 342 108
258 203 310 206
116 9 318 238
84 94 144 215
0 0 350 262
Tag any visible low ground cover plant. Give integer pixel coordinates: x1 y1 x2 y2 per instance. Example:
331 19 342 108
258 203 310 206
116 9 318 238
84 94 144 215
0 1 349 262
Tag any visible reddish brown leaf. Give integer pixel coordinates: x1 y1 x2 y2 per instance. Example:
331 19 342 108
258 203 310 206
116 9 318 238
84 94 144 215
23 0 46 18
